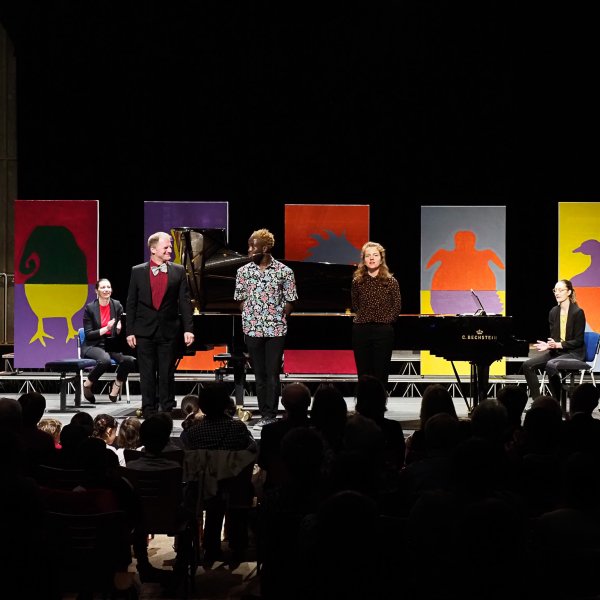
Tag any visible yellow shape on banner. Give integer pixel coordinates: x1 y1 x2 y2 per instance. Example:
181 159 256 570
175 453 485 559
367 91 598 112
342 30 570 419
558 202 600 277
26 283 88 345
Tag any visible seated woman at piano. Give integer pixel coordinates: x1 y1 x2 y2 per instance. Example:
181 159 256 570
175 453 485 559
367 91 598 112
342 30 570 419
351 241 402 387
81 278 136 404
521 279 586 401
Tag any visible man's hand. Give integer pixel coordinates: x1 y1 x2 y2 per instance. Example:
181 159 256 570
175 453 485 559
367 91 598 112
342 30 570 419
127 334 136 348
184 332 195 347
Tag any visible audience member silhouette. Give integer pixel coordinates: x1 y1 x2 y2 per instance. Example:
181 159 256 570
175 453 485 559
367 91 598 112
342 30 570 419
562 382 600 457
181 382 256 565
514 397 565 516
258 382 311 491
405 383 463 465
354 374 406 469
17 391 56 471
398 412 462 512
55 423 89 468
125 414 185 585
530 451 600 598
496 384 528 444
406 437 528 599
38 417 62 449
91 413 120 466
115 416 142 465
258 426 325 600
298 490 380 600
70 410 94 436
309 382 348 462
328 414 400 512
0 424 47 598
180 393 204 431
0 396 22 429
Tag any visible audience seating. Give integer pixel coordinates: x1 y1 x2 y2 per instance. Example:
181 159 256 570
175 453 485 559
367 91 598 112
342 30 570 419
119 465 199 593
122 447 185 465
44 510 131 598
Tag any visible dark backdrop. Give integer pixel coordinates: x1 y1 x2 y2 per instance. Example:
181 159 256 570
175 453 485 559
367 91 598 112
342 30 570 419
1 2 599 343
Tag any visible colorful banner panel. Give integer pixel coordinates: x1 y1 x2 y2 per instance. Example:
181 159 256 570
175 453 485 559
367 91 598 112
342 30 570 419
144 201 229 370
14 200 98 368
284 204 369 264
421 206 506 375
559 202 600 335
143 201 229 265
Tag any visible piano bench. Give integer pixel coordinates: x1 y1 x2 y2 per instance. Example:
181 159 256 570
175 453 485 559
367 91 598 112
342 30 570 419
45 358 97 412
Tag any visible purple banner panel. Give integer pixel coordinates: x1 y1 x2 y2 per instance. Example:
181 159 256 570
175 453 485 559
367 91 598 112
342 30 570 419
14 200 98 368
14 284 95 368
143 201 229 263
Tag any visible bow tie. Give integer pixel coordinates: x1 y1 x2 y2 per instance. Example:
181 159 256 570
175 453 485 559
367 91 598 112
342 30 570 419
151 263 168 276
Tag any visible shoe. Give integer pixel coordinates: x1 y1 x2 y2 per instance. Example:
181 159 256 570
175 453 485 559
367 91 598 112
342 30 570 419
108 381 122 403
82 384 96 404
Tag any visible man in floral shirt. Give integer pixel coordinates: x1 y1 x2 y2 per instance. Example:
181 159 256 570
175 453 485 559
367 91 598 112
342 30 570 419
234 229 298 429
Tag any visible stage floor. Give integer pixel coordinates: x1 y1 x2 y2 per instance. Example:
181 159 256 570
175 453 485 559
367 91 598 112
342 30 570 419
2 390 478 438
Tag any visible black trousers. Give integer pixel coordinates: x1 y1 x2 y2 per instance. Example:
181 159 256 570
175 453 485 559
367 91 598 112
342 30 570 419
82 346 136 384
245 335 285 419
136 331 177 414
352 323 395 386
522 350 585 400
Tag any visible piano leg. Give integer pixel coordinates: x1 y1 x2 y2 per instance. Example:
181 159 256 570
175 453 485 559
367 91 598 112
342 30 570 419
449 361 471 413
450 361 491 413
473 362 491 408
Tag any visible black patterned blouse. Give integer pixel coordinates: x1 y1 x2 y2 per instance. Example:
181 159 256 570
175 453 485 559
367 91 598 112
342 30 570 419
351 275 401 324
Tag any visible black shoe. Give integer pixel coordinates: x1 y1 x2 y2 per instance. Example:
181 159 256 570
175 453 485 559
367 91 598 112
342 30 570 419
108 381 122 403
83 384 96 404
142 408 158 420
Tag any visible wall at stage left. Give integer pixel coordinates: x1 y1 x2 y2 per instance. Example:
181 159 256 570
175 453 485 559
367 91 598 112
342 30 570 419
14 200 98 368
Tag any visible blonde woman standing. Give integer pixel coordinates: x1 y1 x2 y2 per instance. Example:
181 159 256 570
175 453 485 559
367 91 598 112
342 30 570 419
351 241 401 387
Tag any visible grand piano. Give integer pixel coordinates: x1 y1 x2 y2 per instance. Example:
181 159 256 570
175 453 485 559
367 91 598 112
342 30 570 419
397 314 528 409
173 227 355 402
173 227 355 353
173 228 527 409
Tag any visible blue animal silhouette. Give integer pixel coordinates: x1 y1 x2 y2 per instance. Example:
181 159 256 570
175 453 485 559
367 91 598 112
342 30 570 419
305 230 360 265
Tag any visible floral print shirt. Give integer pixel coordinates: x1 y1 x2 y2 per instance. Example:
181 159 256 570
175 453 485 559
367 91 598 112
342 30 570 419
234 258 298 337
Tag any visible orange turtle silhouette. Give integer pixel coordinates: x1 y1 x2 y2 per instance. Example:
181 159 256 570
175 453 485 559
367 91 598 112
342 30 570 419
426 230 504 290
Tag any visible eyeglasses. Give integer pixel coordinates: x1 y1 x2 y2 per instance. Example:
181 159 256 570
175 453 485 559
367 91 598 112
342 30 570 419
552 288 568 293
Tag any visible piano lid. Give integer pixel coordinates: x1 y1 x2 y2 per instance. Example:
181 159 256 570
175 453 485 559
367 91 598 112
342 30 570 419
172 227 355 315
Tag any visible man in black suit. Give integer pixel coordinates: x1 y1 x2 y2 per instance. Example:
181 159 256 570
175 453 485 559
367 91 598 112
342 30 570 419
126 232 194 418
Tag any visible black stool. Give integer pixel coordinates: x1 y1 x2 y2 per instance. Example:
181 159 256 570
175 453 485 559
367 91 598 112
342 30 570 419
45 358 97 412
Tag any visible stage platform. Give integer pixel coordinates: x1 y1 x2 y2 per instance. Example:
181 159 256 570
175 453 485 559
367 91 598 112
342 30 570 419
0 391 475 438
0 349 551 436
